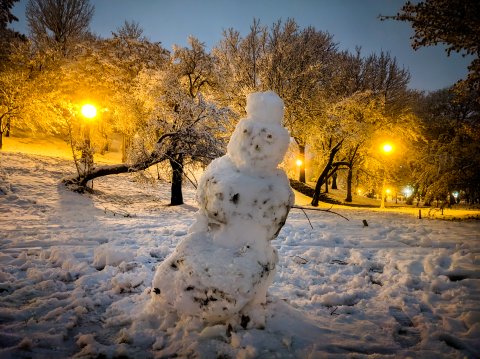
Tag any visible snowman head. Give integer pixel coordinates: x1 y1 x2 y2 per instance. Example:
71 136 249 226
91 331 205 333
227 91 290 174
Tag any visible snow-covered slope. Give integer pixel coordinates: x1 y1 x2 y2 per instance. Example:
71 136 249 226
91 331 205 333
0 151 479 358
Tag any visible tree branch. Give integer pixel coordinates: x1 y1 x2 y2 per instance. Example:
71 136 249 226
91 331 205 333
292 204 350 221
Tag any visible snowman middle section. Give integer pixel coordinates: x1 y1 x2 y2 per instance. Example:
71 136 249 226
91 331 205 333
196 155 293 247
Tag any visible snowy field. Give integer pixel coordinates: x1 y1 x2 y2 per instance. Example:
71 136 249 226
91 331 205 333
1 151 479 358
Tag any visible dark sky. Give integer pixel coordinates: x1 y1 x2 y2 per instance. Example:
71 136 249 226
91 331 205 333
11 0 472 92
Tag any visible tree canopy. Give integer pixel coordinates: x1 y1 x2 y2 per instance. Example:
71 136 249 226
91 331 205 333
381 0 480 94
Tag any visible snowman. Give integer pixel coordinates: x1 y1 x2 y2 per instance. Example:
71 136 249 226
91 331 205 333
151 91 294 329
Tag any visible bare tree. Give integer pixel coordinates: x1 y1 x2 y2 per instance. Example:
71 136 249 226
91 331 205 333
114 20 144 40
264 19 338 183
214 19 268 113
26 0 94 54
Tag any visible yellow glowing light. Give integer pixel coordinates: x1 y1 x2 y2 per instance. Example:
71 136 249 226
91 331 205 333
81 104 97 119
386 188 391 194
382 143 393 153
296 159 303 167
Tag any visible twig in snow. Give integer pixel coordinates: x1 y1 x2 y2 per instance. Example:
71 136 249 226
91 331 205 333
290 255 309 264
103 206 134 218
292 205 349 221
330 259 349 265
298 207 313 229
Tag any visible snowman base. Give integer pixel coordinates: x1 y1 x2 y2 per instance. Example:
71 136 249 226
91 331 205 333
151 229 277 329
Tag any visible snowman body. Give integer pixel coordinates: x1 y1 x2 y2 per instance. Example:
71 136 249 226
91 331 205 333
151 91 294 327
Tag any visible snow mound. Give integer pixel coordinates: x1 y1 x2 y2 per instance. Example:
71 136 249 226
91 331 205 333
93 244 134 270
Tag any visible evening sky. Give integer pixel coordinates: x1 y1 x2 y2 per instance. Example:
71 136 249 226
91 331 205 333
10 0 473 92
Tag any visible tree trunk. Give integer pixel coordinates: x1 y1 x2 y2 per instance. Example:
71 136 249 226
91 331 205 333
170 154 184 206
311 166 330 207
448 193 454 207
311 140 343 207
331 172 338 189
298 144 306 183
0 117 3 149
5 119 10 137
380 174 386 209
345 166 353 202
122 134 130 163
406 184 419 205
345 144 360 204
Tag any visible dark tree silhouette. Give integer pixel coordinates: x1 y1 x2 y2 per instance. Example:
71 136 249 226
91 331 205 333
381 0 480 94
0 0 25 68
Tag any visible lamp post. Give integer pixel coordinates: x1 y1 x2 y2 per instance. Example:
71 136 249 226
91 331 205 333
380 142 393 209
296 157 305 183
296 158 303 182
80 104 97 173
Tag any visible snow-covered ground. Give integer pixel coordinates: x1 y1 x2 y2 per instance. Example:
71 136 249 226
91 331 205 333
1 151 479 358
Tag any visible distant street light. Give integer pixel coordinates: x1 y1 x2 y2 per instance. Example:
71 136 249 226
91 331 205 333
403 186 413 198
380 142 394 209
452 191 459 204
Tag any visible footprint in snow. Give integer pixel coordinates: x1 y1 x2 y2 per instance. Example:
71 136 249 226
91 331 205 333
389 306 421 348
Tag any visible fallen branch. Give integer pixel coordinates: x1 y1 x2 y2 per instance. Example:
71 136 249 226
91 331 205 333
290 255 309 264
62 153 167 190
292 205 350 221
103 206 134 218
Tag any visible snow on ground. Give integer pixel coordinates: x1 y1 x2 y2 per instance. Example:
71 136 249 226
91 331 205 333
1 151 479 358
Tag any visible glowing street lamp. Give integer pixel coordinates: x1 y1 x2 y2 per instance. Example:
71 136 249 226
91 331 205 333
81 104 97 120
380 142 394 209
296 157 305 182
80 103 97 171
382 143 393 154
